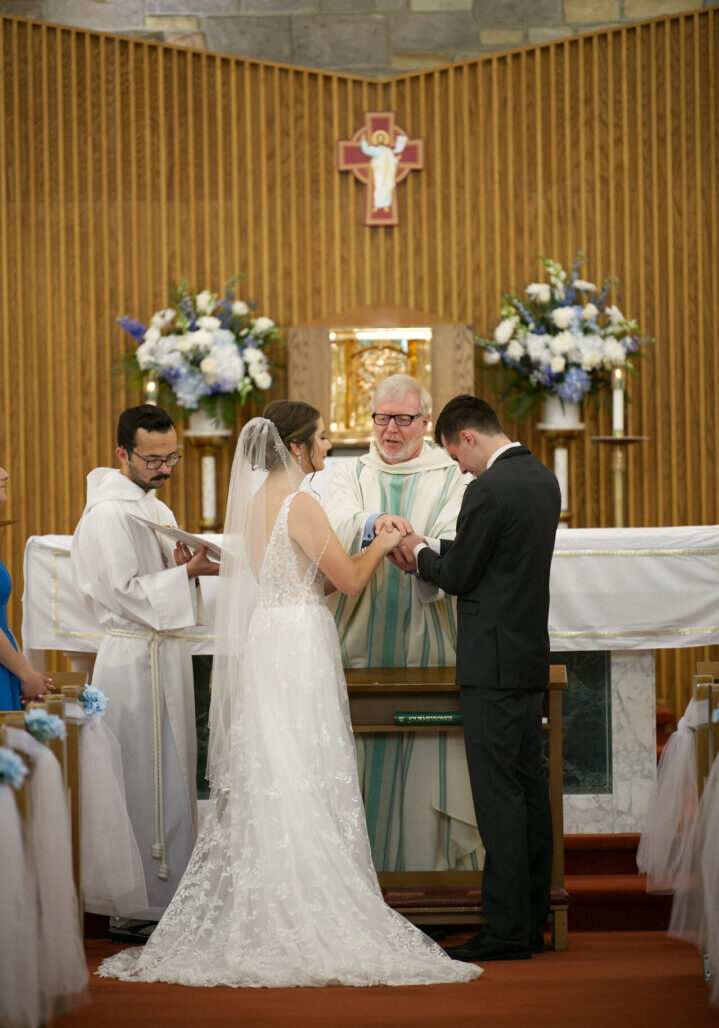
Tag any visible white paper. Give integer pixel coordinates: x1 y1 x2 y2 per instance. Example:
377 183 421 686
128 514 223 561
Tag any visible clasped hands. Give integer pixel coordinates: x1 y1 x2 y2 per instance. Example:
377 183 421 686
374 514 425 573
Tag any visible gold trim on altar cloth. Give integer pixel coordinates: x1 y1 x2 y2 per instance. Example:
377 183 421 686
554 547 719 558
550 624 719 640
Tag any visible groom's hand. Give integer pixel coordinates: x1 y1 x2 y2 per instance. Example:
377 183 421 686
387 545 416 572
387 531 425 573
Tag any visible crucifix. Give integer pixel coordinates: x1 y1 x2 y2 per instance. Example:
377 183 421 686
338 111 424 227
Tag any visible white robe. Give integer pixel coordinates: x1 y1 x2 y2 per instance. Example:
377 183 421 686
71 468 199 919
324 442 482 871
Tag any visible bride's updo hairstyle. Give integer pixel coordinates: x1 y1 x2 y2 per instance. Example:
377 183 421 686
262 399 321 472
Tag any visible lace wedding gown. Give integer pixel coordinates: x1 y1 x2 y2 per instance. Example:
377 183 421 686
99 493 480 988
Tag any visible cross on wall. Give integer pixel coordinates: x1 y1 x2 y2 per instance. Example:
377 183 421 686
338 111 424 227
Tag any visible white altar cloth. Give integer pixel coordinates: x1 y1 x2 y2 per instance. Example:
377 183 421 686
22 524 719 657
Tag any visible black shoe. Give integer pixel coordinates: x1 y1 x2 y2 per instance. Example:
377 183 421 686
108 918 157 945
530 932 545 954
444 930 531 962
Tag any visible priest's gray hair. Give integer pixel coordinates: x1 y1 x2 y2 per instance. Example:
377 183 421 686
372 374 431 416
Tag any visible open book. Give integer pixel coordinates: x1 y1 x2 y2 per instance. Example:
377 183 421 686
129 513 223 561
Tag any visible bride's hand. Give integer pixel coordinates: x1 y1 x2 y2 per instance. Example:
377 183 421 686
374 525 402 555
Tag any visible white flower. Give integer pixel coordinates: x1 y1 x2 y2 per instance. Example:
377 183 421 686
607 304 625 326
200 345 245 388
251 316 275 335
242 346 265 366
483 349 501 365
573 279 596 293
232 300 250 316
506 339 525 362
195 290 216 315
252 370 273 390
526 283 551 304
526 336 552 367
550 355 566 374
150 308 175 329
494 318 516 345
135 341 156 370
581 350 602 371
603 338 626 365
196 315 221 331
549 331 574 356
582 302 599 322
550 307 574 330
144 326 161 346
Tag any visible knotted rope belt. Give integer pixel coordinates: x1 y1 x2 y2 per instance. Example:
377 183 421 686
105 626 187 881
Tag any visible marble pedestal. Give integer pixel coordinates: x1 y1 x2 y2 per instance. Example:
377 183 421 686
562 650 656 834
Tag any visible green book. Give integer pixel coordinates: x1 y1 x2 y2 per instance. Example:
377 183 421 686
393 711 463 726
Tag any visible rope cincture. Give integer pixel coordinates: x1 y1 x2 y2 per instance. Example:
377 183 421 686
106 626 185 881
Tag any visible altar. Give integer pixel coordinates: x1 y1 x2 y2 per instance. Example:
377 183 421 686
21 497 719 839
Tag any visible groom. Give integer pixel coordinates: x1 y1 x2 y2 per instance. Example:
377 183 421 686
401 395 561 961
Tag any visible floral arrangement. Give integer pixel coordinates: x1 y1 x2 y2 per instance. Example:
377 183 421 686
476 254 652 419
0 745 29 789
119 275 282 426
24 709 66 743
78 685 109 716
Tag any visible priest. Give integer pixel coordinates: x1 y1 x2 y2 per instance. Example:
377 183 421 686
71 404 218 922
325 373 481 870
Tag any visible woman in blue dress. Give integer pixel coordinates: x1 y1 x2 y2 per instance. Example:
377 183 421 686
0 464 53 709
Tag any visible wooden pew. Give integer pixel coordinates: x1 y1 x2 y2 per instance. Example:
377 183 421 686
692 672 719 798
346 664 569 950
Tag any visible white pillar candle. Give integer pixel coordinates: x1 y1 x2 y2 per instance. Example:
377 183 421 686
201 453 217 526
612 366 625 437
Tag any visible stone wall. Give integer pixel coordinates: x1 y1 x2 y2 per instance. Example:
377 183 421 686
4 0 712 77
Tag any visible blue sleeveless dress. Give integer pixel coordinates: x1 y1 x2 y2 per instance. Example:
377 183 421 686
0 558 22 710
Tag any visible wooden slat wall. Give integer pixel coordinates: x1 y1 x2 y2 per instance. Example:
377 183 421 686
1 11 717 710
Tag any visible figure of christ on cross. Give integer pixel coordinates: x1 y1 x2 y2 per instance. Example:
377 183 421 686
338 111 424 227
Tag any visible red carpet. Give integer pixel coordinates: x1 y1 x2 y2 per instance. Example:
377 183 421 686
57 931 719 1028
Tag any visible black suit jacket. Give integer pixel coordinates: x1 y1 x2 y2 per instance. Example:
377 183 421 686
417 446 560 691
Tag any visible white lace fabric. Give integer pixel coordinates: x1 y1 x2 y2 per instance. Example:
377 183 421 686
99 482 480 988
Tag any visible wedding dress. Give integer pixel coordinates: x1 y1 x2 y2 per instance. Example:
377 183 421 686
98 418 480 989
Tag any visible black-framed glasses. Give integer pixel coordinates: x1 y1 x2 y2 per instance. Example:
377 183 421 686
128 450 182 470
371 412 424 427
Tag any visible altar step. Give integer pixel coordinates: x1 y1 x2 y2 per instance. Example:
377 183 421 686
564 833 671 932
379 834 672 935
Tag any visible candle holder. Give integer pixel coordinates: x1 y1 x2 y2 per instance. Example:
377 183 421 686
142 373 159 406
590 435 648 528
537 399 585 528
184 409 232 533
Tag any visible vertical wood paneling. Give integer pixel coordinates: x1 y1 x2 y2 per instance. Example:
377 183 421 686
1 11 718 703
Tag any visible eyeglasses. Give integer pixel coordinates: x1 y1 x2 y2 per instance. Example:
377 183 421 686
128 450 183 471
371 412 424 427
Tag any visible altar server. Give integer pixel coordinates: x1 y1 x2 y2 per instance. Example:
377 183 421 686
71 405 218 919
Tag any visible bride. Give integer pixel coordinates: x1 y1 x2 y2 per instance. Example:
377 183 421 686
98 400 481 989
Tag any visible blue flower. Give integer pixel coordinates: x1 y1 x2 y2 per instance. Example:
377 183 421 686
79 685 109 716
556 366 591 403
117 317 147 342
0 745 29 789
25 708 66 742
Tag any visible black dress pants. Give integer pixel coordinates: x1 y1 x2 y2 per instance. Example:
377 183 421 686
460 686 553 944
